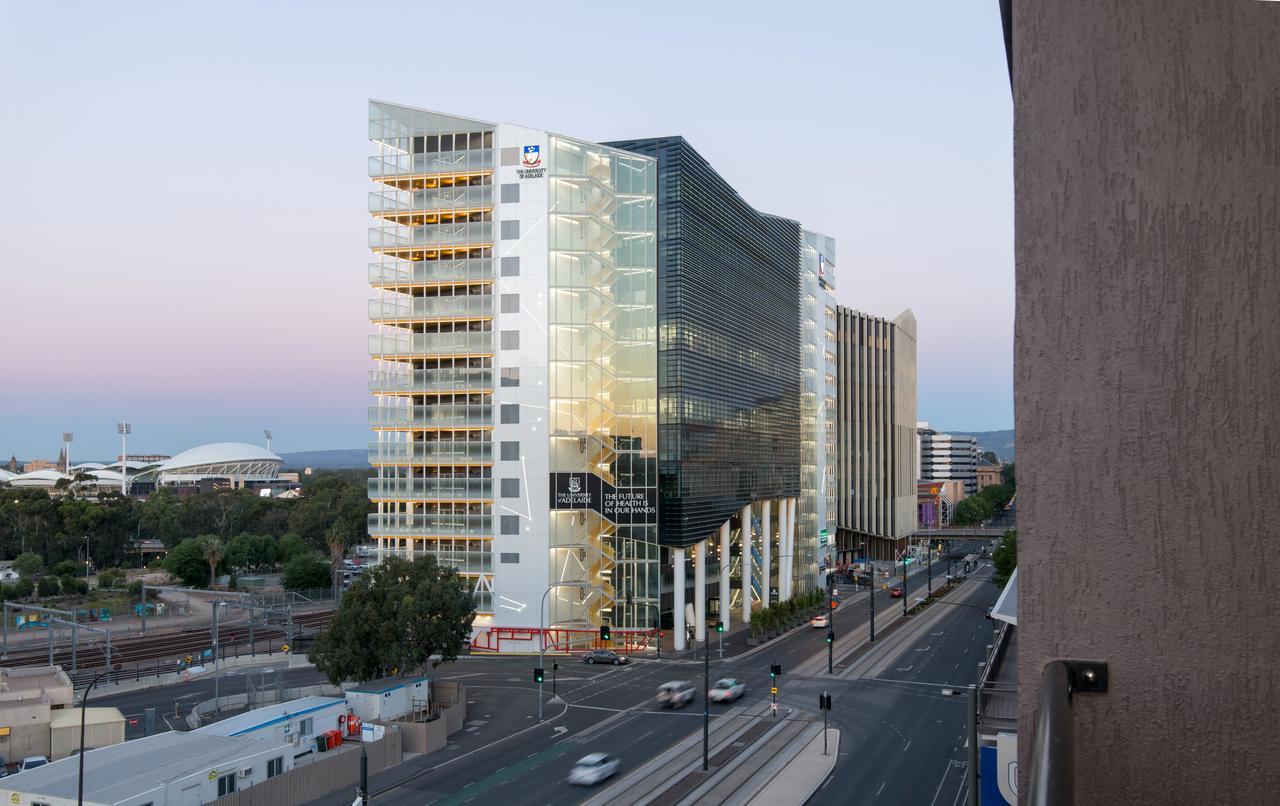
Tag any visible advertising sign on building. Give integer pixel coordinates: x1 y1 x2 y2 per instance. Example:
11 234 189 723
549 472 657 525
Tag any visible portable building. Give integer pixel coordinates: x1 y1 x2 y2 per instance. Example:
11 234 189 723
345 676 428 723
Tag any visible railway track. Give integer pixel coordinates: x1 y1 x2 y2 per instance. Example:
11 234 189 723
0 610 335 670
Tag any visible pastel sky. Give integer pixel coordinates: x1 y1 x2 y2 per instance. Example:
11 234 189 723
0 1 1012 460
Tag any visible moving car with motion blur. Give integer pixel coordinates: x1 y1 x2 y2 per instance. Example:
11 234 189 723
889 586 904 598
583 649 629 665
568 753 621 786
657 680 696 708
810 614 829 628
708 678 747 703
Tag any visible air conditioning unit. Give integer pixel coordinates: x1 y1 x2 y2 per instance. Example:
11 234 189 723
239 767 253 778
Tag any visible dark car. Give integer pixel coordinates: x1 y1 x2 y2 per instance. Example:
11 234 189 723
583 649 629 665
888 587 904 598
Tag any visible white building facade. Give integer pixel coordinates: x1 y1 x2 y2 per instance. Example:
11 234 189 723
917 423 979 495
367 102 658 650
799 231 838 589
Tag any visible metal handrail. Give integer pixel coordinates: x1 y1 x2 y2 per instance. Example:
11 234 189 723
1027 660 1108 806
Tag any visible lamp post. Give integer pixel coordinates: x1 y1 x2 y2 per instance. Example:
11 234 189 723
78 668 110 806
116 422 131 497
868 561 875 642
902 554 908 617
538 582 598 720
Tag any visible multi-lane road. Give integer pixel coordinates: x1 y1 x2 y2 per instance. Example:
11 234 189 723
95 543 999 805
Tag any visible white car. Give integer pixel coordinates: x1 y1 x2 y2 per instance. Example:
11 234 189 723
18 756 48 772
810 614 829 629
708 678 747 703
657 680 696 709
568 753 620 786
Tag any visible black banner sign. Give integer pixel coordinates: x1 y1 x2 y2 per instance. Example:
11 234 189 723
549 472 657 525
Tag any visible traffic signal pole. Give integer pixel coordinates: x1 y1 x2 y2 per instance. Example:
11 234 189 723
703 627 710 771
868 561 876 642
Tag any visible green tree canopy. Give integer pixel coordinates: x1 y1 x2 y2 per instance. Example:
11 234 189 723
52 559 80 577
36 576 59 597
308 556 475 684
1001 462 1016 489
163 537 211 587
275 532 309 563
225 533 276 571
282 553 332 591
993 530 1017 587
12 552 44 577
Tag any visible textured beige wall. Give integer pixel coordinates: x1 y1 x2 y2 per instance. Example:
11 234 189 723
1014 0 1280 801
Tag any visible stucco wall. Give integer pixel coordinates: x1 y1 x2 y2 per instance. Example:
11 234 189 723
1014 0 1280 801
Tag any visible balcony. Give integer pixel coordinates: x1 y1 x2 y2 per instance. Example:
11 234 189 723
368 404 492 428
369 368 493 393
368 441 493 464
368 478 493 501
370 222 493 251
369 149 495 179
368 331 492 358
370 546 493 575
369 259 493 286
370 186 496 215
367 513 492 537
369 296 493 322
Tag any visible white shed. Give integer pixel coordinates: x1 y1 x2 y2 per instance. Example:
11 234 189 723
346 676 428 723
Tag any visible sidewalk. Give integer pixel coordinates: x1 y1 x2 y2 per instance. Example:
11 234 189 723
746 728 840 806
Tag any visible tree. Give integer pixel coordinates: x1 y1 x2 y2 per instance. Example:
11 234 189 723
12 552 44 578
308 556 475 684
52 559 80 577
60 575 87 596
13 577 34 599
993 530 1017 588
163 537 211 587
326 529 347 600
97 568 125 588
979 450 1000 465
282 553 332 591
1001 462 1016 490
275 532 308 564
36 576 59 597
200 536 224 588
226 533 276 571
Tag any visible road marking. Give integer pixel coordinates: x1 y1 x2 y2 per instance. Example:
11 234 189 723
895 665 913 672
876 781 887 797
903 740 912 753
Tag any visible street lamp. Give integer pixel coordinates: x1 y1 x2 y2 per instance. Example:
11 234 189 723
537 582 602 720
78 668 111 805
116 422 131 497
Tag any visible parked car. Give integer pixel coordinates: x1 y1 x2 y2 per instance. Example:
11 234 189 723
18 756 48 772
810 614 829 629
708 678 747 703
657 680 696 709
889 587 904 598
583 649 629 665
568 753 620 786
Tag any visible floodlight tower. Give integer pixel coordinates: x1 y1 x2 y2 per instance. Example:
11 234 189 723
264 430 273 452
116 422 131 496
62 433 73 474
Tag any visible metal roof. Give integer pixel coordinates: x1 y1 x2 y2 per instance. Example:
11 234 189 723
990 567 1017 626
194 696 344 737
348 675 426 694
0 732 283 802
158 442 281 471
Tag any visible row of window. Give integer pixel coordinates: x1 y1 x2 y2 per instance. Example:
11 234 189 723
404 131 495 153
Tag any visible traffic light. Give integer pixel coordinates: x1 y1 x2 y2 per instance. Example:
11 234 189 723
715 621 724 633
600 624 611 641
826 631 834 644
534 667 544 684
770 663 782 678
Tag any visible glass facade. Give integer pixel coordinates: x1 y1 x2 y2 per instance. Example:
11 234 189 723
367 102 497 614
546 136 659 631
800 231 838 591
604 137 803 550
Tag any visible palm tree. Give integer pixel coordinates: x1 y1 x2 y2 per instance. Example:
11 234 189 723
200 536 224 588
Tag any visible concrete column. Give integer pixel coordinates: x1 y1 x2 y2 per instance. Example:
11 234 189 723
778 498 789 601
694 540 707 642
761 499 773 607
719 519 731 632
673 547 686 651
787 497 798 598
741 505 753 627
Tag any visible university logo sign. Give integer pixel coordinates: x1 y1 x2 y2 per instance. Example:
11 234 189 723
521 145 541 168
568 476 582 493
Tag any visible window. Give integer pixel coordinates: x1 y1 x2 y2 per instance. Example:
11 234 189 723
299 717 313 737
501 367 520 387
500 404 520 424
501 257 520 276
500 147 519 166
500 479 520 498
500 441 520 461
500 220 520 240
267 756 284 778
501 516 520 535
218 773 237 796
501 294 519 314
500 330 520 350
501 183 520 203
500 552 520 563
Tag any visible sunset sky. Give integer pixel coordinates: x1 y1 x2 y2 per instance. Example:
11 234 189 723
0 1 1013 460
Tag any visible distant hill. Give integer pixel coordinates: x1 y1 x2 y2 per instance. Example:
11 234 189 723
279 449 366 469
951 429 1016 462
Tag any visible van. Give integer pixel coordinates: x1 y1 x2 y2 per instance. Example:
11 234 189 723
657 680 695 709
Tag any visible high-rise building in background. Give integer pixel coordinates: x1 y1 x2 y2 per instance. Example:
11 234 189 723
800 231 838 581
834 307 918 561
917 423 978 494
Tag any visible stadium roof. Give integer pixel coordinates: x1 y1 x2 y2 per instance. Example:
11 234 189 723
158 442 281 470
0 469 15 482
8 469 72 487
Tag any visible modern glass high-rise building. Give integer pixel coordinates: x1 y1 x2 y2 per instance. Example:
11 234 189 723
800 230 838 585
367 102 658 649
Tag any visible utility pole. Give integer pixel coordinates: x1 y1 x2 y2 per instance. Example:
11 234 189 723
928 541 933 597
702 619 710 771
826 577 834 674
902 554 908 617
868 561 875 642
212 602 221 711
